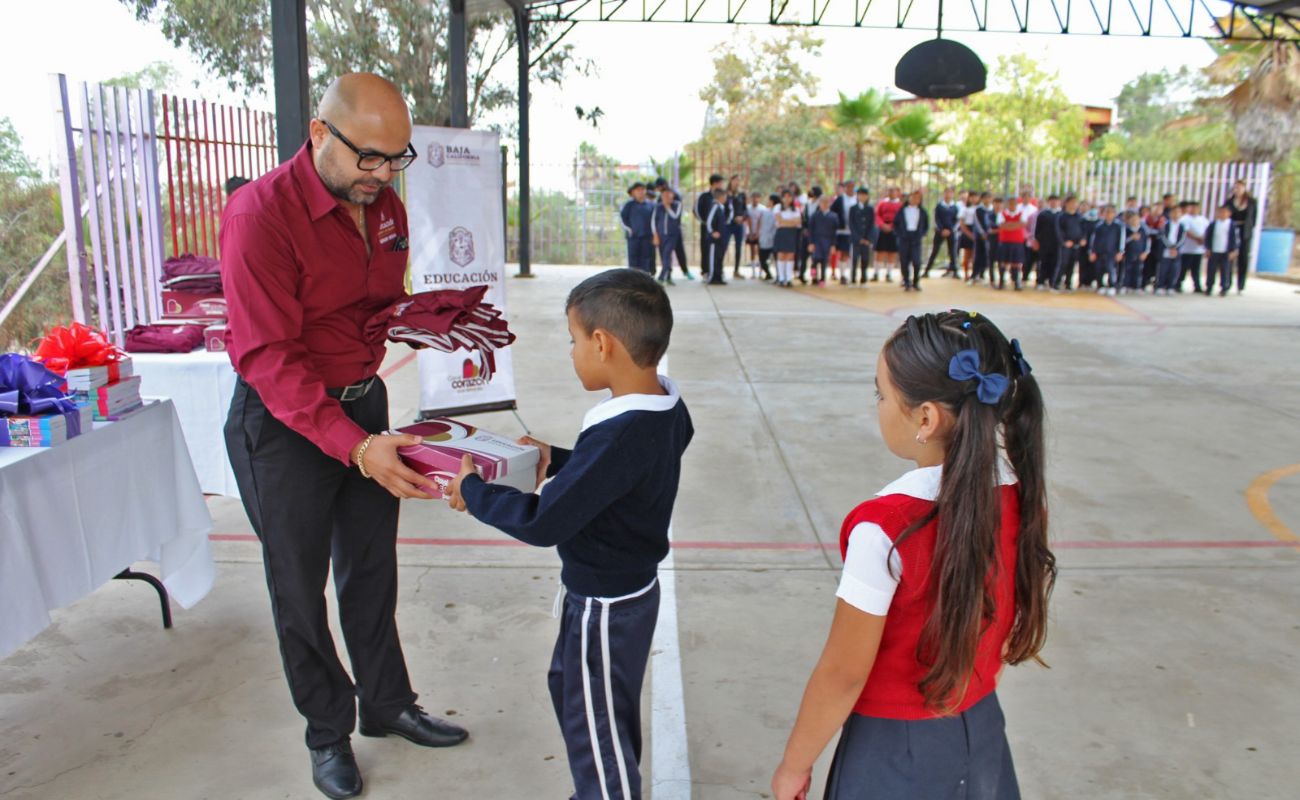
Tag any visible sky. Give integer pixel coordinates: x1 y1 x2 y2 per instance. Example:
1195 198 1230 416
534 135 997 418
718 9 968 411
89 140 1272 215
1 0 1221 191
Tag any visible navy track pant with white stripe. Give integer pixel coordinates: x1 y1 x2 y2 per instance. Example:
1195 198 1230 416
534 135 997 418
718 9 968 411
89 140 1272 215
550 582 660 800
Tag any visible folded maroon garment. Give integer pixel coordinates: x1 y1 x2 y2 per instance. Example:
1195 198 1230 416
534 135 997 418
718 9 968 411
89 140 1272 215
162 254 223 294
364 286 515 379
124 323 206 354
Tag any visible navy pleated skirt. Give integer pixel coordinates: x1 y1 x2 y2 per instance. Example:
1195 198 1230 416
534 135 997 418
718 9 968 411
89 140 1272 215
823 692 1021 800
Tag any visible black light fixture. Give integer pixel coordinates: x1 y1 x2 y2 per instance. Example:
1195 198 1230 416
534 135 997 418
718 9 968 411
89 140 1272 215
894 0 986 99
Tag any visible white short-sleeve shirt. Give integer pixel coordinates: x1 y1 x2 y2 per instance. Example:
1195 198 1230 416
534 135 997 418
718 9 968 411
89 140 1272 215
835 461 1017 616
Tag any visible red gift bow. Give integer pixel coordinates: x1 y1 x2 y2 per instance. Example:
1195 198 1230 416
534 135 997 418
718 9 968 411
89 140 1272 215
34 323 129 379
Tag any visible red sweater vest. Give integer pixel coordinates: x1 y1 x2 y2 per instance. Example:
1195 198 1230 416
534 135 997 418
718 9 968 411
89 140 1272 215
999 211 1026 243
838 486 1021 719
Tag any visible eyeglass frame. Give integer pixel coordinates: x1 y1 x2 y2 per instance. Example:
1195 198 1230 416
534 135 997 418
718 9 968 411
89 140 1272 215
318 118 417 172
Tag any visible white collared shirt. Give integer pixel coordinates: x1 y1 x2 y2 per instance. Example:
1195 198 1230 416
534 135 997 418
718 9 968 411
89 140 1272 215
902 205 921 231
581 375 681 432
1211 220 1232 253
836 461 1017 615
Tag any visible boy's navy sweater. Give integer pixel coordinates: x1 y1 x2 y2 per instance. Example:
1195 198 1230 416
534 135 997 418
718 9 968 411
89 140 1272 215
1089 220 1124 256
810 208 840 242
1056 211 1085 245
1123 225 1150 259
620 199 654 238
459 378 694 598
933 200 958 232
1033 209 1060 246
850 202 877 242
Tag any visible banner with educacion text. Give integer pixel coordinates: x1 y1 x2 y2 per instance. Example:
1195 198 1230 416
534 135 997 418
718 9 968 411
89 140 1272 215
404 125 516 417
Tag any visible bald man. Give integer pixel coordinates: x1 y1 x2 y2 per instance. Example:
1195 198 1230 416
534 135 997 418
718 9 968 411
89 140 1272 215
220 73 467 800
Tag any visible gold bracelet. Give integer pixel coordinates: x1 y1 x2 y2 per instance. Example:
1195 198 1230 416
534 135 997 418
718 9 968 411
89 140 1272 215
355 434 378 479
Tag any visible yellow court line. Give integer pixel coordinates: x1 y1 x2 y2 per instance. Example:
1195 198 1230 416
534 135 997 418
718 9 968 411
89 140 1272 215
1245 464 1300 543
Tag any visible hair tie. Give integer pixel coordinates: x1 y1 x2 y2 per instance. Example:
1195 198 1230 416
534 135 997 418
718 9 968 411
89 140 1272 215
948 349 1009 405
1009 338 1032 377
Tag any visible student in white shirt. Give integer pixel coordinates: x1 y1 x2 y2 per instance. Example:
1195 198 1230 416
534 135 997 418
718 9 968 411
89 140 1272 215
1176 200 1208 294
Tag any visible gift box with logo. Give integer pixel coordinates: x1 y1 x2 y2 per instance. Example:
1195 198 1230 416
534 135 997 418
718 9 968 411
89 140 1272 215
204 324 227 353
161 290 227 320
394 418 539 499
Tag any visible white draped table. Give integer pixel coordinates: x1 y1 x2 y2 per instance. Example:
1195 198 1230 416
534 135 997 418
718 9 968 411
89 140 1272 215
130 350 240 497
0 399 216 660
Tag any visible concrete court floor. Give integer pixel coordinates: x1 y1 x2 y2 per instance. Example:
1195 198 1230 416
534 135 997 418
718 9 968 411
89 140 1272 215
2 266 1299 800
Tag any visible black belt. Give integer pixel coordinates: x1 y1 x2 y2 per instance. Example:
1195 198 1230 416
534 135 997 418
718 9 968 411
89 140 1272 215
326 376 377 402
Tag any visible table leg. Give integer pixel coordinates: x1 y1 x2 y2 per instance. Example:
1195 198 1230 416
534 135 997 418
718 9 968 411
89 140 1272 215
114 569 173 629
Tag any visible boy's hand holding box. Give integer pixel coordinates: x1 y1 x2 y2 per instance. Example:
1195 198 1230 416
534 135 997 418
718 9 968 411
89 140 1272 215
394 418 539 499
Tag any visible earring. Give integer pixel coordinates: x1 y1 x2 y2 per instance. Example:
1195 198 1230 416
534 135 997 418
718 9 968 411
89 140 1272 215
915 433 928 445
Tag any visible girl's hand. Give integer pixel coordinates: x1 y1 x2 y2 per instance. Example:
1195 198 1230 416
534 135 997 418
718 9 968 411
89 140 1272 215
771 761 812 800
518 436 552 490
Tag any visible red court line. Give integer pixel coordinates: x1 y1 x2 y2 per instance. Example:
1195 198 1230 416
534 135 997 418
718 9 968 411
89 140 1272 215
379 351 418 380
207 533 1296 551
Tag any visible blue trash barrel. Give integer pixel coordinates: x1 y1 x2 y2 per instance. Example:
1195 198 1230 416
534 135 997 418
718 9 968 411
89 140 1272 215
1255 227 1295 274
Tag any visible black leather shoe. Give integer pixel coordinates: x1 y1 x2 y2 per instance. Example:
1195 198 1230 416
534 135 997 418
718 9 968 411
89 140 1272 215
310 740 362 799
360 705 469 748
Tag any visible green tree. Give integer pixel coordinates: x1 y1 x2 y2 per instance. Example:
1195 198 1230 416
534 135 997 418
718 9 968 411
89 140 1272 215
826 89 890 178
881 104 941 175
103 60 183 91
122 0 589 128
1113 67 1207 139
943 54 1087 171
0 118 66 349
0 118 40 184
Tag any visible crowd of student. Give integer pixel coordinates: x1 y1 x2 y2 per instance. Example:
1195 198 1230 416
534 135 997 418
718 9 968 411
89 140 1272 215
620 173 1262 297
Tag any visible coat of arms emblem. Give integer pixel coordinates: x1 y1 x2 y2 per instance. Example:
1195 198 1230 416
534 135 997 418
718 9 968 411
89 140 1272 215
428 141 446 168
449 226 475 266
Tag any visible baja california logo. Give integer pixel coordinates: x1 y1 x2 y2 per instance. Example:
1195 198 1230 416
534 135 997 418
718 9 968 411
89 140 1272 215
449 226 476 267
427 142 446 168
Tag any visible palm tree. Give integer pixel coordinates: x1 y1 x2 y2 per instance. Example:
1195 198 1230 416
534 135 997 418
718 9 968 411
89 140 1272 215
882 105 942 180
826 89 891 178
1207 22 1300 226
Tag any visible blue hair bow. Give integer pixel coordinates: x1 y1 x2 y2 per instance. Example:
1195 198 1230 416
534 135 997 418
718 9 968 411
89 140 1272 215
948 349 1009 405
1009 339 1032 377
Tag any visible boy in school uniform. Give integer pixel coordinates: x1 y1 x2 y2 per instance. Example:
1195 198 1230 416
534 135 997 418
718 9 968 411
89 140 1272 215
651 187 684 286
971 192 994 284
1087 204 1124 295
655 177 694 280
924 186 959 278
1203 204 1240 297
848 186 877 285
1155 205 1187 295
694 174 725 276
1120 211 1151 294
1177 200 1208 294
755 195 778 281
894 189 929 291
798 186 824 284
808 194 840 287
1054 195 1085 292
705 187 730 285
830 181 857 284
1032 195 1061 290
620 183 655 273
446 269 692 800
1141 204 1164 290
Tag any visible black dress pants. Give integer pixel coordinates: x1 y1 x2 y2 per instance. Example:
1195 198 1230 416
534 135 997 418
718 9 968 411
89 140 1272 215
225 378 417 749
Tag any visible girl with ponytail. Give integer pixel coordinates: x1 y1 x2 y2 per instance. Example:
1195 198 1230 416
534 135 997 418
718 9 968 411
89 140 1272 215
772 309 1055 800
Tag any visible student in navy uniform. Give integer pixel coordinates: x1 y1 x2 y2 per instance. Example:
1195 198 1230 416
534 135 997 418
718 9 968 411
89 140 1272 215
446 269 692 800
924 187 959 278
1032 195 1061 290
957 190 983 281
651 187 683 287
808 194 840 287
620 183 655 273
830 181 857 284
1203 204 1240 297
726 175 748 280
848 186 876 285
1076 201 1101 289
798 185 824 284
1087 204 1124 295
1155 204 1187 295
1120 211 1151 294
771 310 1054 800
894 189 930 292
694 174 724 277
705 187 730 285
1054 195 1085 292
971 192 994 284
654 177 694 280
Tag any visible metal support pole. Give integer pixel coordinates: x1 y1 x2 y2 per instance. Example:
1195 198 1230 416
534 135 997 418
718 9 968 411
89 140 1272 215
270 0 310 162
513 2 534 277
449 0 469 127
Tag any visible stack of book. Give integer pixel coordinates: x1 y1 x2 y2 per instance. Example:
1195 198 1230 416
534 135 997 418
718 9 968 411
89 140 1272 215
66 359 145 421
1 406 94 447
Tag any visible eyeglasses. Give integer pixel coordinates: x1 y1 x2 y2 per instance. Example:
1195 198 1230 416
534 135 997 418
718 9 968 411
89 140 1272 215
319 119 417 172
